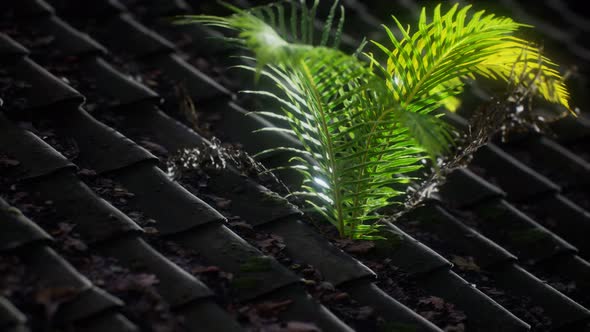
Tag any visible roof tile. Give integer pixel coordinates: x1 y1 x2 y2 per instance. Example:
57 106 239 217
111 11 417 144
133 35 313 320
0 115 77 180
82 57 160 106
2 57 84 113
0 197 53 252
36 15 107 56
0 297 27 330
42 109 158 174
0 34 29 61
2 0 589 330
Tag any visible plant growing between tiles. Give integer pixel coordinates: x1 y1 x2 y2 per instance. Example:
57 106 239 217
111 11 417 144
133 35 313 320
174 1 572 240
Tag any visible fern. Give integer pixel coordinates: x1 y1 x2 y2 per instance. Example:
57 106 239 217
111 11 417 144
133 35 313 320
372 4 571 113
174 1 572 239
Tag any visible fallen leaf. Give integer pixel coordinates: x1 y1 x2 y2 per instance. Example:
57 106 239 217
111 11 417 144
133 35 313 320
140 140 169 156
63 236 88 252
355 306 374 320
282 321 321 332
419 296 446 310
229 221 254 231
445 323 466 332
191 266 221 274
35 287 80 319
344 241 375 254
0 158 20 167
451 255 481 272
135 273 160 288
77 168 97 177
253 299 293 317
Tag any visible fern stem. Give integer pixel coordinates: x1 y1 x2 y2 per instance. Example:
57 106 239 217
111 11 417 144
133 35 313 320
351 105 395 221
299 60 346 237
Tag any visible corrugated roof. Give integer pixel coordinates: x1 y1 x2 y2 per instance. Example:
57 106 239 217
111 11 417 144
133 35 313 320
1 0 589 331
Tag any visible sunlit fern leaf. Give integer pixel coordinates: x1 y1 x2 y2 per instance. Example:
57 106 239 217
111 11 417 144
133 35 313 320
173 1 572 239
173 0 345 76
172 2 466 239
185 5 432 238
373 3 571 115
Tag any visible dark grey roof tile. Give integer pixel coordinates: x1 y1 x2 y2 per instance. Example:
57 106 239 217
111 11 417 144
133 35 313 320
124 0 250 56
82 57 160 106
35 16 107 56
3 0 590 330
389 207 534 331
114 105 302 225
525 194 590 259
4 0 55 18
493 263 590 330
547 0 590 33
508 136 590 189
90 58 525 331
0 114 77 180
89 80 448 332
128 0 191 16
19 245 88 294
97 236 212 308
176 301 245 332
146 53 231 101
1 57 84 113
0 297 27 331
263 217 375 286
19 246 125 323
44 108 158 174
400 204 518 270
158 21 235 56
419 270 530 332
342 280 443 332
22 170 143 244
205 169 302 227
97 13 176 58
0 34 29 61
549 114 590 143
471 144 561 201
0 218 137 331
398 202 590 330
73 312 139 332
45 0 126 18
536 254 590 305
56 287 126 324
0 198 53 252
114 105 209 148
471 199 578 263
250 285 357 332
202 100 303 157
438 168 506 208
0 123 239 330
173 224 300 302
109 163 225 234
377 223 451 276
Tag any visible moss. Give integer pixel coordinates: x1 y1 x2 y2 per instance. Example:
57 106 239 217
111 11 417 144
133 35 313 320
231 276 260 290
260 190 287 203
508 228 549 243
474 204 505 220
2 207 22 217
377 322 417 332
239 256 273 272
375 230 404 253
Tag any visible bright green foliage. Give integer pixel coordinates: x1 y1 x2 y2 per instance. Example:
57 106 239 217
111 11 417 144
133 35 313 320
174 1 571 239
373 4 571 114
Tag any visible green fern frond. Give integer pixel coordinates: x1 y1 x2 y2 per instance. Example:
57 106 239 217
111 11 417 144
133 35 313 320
173 0 345 75
174 1 573 239
374 4 571 114
272 49 426 239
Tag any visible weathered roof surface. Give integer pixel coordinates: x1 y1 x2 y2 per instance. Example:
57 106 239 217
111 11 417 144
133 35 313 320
0 0 589 331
